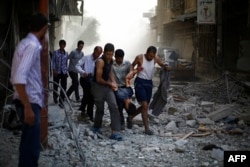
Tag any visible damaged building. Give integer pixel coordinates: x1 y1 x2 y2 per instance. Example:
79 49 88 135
149 0 250 80
0 0 250 166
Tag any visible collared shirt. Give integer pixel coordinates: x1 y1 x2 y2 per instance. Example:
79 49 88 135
10 33 44 107
52 49 68 74
112 60 131 87
75 53 99 76
68 49 84 73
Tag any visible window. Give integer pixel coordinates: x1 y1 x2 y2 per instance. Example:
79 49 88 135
170 0 183 10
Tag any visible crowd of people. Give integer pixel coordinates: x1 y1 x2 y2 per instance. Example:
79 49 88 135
10 12 171 167
51 41 172 140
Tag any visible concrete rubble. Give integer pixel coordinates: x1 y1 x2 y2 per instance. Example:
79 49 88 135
0 77 250 167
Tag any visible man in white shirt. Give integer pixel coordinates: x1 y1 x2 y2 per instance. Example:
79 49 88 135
10 12 49 167
75 46 102 121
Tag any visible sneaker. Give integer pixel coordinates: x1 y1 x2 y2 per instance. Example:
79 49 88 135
126 117 133 129
91 127 102 135
109 132 123 141
144 129 154 135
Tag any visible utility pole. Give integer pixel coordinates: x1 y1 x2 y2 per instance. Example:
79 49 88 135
39 0 49 148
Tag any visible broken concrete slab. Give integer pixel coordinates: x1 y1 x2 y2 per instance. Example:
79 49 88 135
207 104 236 121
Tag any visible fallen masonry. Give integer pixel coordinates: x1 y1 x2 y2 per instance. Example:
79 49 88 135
0 74 250 167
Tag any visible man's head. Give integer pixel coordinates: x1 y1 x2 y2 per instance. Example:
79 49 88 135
29 12 49 32
93 46 103 60
77 40 84 51
114 49 124 65
145 46 157 61
28 13 49 39
59 39 66 50
103 43 115 62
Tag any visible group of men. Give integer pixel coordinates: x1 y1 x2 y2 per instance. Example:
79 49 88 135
51 39 84 108
10 12 171 166
52 41 172 141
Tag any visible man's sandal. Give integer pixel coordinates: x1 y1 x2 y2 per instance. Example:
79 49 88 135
109 132 123 141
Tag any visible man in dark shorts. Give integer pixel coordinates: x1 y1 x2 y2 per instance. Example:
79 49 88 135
127 46 171 135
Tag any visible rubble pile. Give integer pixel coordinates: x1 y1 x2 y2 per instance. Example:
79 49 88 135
181 74 250 104
0 78 250 167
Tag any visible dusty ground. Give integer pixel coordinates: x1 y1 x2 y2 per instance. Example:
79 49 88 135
0 76 250 167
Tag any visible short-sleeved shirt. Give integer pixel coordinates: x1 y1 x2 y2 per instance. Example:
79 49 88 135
112 60 131 87
68 49 84 73
10 33 44 107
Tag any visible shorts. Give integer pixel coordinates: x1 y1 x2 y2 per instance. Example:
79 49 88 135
134 77 153 103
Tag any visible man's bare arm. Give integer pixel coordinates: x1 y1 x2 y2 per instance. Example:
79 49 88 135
155 55 171 71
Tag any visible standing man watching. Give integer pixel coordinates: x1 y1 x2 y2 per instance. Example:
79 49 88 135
75 46 103 121
52 39 68 107
10 12 49 167
128 46 171 135
91 43 123 141
112 49 136 130
66 40 84 102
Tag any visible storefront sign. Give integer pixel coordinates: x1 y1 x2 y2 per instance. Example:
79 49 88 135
197 0 216 24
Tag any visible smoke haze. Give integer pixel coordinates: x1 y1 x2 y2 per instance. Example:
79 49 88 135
60 0 157 62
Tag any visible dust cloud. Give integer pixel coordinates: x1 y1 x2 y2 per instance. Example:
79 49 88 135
58 0 157 62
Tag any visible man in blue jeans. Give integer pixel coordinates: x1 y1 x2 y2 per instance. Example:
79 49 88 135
10 12 49 167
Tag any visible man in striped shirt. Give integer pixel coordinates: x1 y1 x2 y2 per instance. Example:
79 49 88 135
10 12 49 167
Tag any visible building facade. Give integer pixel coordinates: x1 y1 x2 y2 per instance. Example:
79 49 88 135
150 0 250 80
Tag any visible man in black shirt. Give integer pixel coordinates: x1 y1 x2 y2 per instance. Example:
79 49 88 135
91 43 123 141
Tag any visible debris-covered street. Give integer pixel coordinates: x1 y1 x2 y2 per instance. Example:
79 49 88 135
1 74 250 167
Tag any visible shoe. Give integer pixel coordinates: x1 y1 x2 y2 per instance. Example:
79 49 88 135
126 117 133 129
91 127 102 135
144 129 154 135
109 132 123 141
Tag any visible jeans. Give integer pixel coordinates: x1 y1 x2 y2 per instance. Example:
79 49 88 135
14 100 41 167
114 87 134 125
53 73 67 103
66 71 80 101
79 76 94 119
